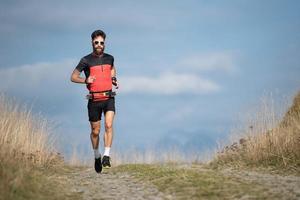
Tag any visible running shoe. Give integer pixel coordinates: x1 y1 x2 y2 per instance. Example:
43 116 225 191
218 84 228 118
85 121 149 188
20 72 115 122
102 156 111 168
94 156 102 173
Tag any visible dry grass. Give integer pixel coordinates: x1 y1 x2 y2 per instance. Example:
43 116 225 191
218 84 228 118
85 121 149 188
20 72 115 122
111 148 214 165
67 147 198 167
67 143 214 166
0 95 65 200
111 148 186 165
212 91 300 172
0 95 61 166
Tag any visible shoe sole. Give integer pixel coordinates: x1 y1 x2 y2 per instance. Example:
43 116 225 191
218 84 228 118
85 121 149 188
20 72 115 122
95 158 102 173
95 166 102 173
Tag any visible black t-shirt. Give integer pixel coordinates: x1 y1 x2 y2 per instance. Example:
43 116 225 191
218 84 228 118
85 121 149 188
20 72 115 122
75 53 115 93
76 53 114 78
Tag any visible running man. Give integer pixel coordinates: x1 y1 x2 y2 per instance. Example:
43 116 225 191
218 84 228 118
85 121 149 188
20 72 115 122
70 29 118 173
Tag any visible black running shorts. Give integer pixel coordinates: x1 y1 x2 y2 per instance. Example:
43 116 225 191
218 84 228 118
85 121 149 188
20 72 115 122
87 98 115 122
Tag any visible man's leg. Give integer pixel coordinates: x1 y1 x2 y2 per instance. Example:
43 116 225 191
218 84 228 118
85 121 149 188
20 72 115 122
90 120 101 149
102 111 115 168
104 111 115 148
90 120 102 173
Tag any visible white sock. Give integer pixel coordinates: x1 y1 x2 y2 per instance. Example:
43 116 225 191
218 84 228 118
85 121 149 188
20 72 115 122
94 149 100 159
104 147 110 157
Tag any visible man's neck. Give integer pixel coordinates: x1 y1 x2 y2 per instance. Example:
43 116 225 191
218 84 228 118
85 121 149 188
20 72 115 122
92 52 104 57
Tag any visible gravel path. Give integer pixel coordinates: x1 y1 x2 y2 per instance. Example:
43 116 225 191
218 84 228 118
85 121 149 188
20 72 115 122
220 168 300 200
66 168 170 200
61 164 300 200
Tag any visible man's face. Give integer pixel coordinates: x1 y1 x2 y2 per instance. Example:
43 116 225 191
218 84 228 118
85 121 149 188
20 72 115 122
92 36 105 55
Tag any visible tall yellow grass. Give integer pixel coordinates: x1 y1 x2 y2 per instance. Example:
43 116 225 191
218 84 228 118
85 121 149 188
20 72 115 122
0 94 60 167
67 145 212 166
0 94 70 200
213 92 300 171
109 147 213 165
67 147 190 166
111 148 186 165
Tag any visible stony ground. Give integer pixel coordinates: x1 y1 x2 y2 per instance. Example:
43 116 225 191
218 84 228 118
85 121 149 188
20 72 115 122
57 164 300 200
63 167 171 200
220 168 300 200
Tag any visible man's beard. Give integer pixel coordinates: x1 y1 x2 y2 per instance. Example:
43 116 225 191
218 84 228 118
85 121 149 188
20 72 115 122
93 46 104 55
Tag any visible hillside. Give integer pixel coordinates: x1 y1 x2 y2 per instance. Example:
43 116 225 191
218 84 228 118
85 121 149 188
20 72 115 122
0 95 78 200
1 92 299 199
212 91 300 172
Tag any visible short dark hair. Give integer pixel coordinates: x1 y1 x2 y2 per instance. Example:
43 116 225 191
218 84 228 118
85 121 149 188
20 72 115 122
91 30 106 40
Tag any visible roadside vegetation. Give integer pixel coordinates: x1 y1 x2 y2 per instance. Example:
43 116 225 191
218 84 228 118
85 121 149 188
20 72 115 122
211 92 300 173
113 164 286 199
1 90 299 200
110 91 300 199
0 95 80 200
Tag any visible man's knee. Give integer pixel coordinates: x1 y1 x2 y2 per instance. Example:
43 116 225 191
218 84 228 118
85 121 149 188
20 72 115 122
105 122 113 131
91 127 100 136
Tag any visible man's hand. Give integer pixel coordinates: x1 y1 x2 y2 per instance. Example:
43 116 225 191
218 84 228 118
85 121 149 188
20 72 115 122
112 77 119 89
86 76 96 84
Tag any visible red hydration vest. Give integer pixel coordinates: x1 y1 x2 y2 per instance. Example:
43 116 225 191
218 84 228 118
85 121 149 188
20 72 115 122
75 53 115 101
87 64 113 101
88 64 112 92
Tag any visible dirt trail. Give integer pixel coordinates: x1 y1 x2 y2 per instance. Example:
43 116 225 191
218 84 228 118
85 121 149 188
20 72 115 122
59 165 300 200
220 168 300 200
176 164 300 199
64 167 170 200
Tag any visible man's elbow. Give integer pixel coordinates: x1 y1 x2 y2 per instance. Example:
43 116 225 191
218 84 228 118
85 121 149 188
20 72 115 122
70 74 76 83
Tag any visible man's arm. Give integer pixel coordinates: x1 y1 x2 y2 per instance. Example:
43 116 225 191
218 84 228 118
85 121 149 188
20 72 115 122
111 66 118 88
70 69 86 84
111 66 116 78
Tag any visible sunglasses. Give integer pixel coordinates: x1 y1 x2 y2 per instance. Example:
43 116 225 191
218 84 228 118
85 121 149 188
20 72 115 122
93 41 105 45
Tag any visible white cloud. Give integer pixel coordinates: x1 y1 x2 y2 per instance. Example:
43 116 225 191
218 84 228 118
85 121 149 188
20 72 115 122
0 1 237 34
119 72 220 95
0 60 220 100
179 52 236 72
0 59 83 101
0 1 180 33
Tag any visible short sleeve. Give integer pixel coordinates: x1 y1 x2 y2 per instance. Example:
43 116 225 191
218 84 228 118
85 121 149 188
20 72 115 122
75 58 87 72
110 56 115 69
111 56 114 67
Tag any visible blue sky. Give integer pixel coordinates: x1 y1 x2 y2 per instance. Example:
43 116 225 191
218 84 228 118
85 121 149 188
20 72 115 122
1 0 299 160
